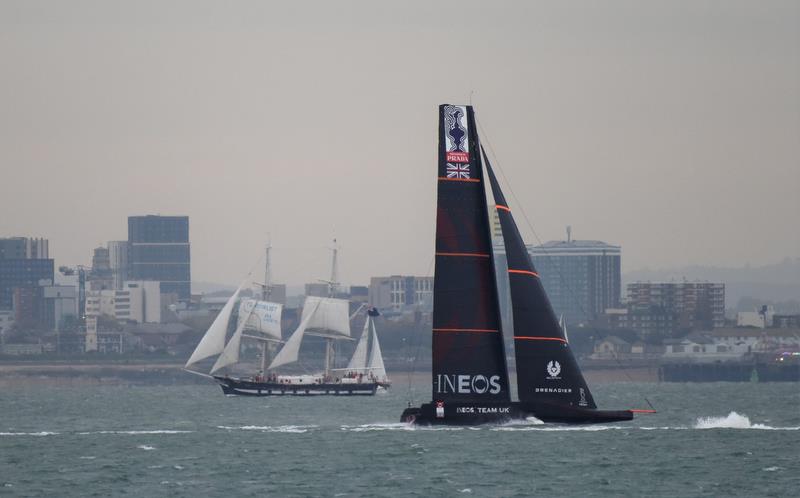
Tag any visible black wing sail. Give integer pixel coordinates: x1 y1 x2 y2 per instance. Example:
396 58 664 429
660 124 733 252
431 105 510 403
482 148 596 410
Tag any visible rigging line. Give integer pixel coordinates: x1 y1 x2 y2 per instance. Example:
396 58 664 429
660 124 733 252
477 118 595 331
406 254 435 405
476 116 656 410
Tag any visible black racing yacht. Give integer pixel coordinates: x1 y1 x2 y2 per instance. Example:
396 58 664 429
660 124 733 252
401 105 652 425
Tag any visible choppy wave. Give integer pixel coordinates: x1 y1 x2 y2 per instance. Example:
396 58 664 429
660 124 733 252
694 412 799 430
77 430 193 435
137 445 156 451
217 425 317 433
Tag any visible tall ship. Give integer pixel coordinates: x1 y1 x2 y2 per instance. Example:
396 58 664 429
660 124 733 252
185 243 389 396
401 105 654 425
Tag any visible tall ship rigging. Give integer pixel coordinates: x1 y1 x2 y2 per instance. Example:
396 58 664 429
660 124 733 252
400 104 654 425
185 242 389 396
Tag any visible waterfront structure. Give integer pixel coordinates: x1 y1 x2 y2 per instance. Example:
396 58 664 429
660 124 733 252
368 275 433 313
527 232 621 325
128 215 191 300
627 281 725 330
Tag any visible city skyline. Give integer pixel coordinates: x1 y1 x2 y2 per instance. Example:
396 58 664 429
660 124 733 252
1 0 797 287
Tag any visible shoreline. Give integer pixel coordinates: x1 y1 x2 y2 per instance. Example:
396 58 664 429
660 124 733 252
0 361 659 386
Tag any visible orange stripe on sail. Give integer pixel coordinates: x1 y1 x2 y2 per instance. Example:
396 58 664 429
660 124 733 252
508 269 540 278
630 409 657 414
434 328 499 333
495 205 511 212
435 252 491 258
514 336 567 343
438 177 480 183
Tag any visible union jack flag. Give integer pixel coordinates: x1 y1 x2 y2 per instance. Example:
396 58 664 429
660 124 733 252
446 163 470 179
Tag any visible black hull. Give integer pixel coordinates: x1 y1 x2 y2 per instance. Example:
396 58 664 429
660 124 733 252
214 376 379 396
401 401 634 426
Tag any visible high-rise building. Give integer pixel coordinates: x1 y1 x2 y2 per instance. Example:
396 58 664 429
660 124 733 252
0 256 54 311
87 246 113 291
527 232 621 325
0 237 49 260
107 241 129 290
626 282 725 330
128 216 191 300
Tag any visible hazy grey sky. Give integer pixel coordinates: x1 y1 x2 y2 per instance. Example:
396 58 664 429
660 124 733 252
1 0 798 287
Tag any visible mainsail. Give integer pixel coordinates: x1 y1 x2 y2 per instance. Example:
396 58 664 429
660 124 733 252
483 148 596 409
431 104 510 402
267 298 323 369
185 281 247 369
303 296 351 338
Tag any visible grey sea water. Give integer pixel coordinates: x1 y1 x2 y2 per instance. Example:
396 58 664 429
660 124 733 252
1 378 798 497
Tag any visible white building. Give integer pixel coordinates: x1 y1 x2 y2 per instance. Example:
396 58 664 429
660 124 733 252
85 280 162 323
662 334 742 362
736 306 775 329
42 284 78 331
712 328 800 353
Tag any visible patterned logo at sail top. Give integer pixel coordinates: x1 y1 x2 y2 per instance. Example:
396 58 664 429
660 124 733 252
443 105 470 163
446 163 470 179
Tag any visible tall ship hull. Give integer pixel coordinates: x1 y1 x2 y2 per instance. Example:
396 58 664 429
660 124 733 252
215 376 379 396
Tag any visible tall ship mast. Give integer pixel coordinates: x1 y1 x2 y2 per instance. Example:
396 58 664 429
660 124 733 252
185 241 390 396
400 105 654 425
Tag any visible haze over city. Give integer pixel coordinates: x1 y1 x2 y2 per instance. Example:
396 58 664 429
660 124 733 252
1 0 797 288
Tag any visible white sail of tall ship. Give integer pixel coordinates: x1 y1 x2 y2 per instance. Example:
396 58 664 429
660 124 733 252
185 240 389 396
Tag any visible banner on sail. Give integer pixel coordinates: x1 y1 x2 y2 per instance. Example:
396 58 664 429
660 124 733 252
237 299 282 339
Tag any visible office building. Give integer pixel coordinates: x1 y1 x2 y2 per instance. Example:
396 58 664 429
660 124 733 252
0 258 54 311
128 215 191 300
626 281 725 330
369 275 433 312
527 231 621 325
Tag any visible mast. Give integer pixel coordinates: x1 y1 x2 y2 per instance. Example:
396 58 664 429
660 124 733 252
260 239 272 374
324 239 338 378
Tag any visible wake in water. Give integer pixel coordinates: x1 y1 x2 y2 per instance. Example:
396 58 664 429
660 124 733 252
693 411 798 430
216 425 318 433
0 431 58 437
